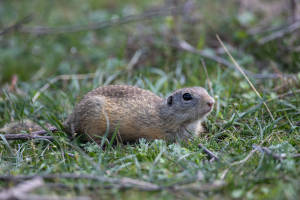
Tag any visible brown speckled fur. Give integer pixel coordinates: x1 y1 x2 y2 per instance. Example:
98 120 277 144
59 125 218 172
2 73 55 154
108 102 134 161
64 85 214 142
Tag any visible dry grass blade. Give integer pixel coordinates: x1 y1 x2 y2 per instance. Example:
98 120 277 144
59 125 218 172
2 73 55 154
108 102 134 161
216 35 275 121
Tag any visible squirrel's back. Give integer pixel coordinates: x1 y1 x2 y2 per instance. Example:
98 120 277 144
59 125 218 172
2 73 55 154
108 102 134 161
64 85 167 141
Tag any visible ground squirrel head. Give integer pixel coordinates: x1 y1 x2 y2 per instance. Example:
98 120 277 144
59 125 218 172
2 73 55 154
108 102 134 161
161 87 214 124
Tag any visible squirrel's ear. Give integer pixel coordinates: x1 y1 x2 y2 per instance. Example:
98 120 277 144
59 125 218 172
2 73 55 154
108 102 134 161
167 95 173 106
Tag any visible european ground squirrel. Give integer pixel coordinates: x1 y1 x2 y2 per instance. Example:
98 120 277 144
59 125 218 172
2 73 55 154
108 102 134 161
1 85 215 142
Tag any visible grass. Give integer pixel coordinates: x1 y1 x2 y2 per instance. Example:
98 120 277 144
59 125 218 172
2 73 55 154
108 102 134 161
0 0 300 199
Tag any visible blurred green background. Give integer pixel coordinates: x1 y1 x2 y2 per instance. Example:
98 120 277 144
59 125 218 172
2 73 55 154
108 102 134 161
0 0 299 85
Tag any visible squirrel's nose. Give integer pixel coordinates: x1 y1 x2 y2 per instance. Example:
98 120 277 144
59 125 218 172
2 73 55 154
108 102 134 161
207 99 215 108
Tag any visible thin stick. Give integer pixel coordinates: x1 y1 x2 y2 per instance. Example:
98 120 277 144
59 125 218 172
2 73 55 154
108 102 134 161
0 173 225 192
230 149 258 166
289 0 297 23
1 134 54 141
253 145 300 160
230 134 275 167
20 7 184 35
177 40 239 73
266 89 300 102
0 15 32 35
0 174 160 191
216 35 275 121
14 195 90 200
0 177 44 200
0 126 57 141
198 144 219 161
259 20 300 44
170 180 225 191
0 177 90 200
31 127 58 136
176 39 294 80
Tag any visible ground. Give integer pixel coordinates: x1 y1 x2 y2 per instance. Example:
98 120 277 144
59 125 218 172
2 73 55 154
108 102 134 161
0 0 299 199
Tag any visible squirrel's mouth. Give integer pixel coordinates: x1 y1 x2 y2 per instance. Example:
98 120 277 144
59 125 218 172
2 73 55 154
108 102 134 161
197 108 213 120
204 106 213 114
197 108 213 119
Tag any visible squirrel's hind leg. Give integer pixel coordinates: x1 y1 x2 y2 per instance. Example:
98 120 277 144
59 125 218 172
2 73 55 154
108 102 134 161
64 96 109 142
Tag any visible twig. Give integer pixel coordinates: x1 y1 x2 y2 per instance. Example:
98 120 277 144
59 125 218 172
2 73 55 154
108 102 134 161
170 180 225 192
266 89 300 102
32 73 96 102
198 144 219 161
289 0 297 23
47 180 224 196
0 173 225 192
253 145 300 160
216 35 275 121
10 195 90 200
0 177 90 200
0 174 160 191
230 134 275 167
31 127 58 136
0 125 57 141
20 7 184 35
0 15 32 36
175 39 293 79
259 20 300 44
1 134 54 141
177 40 237 72
230 149 258 166
248 20 293 36
0 177 44 200
46 179 224 193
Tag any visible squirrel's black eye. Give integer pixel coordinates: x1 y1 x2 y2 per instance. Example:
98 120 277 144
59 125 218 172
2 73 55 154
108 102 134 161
182 93 192 101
